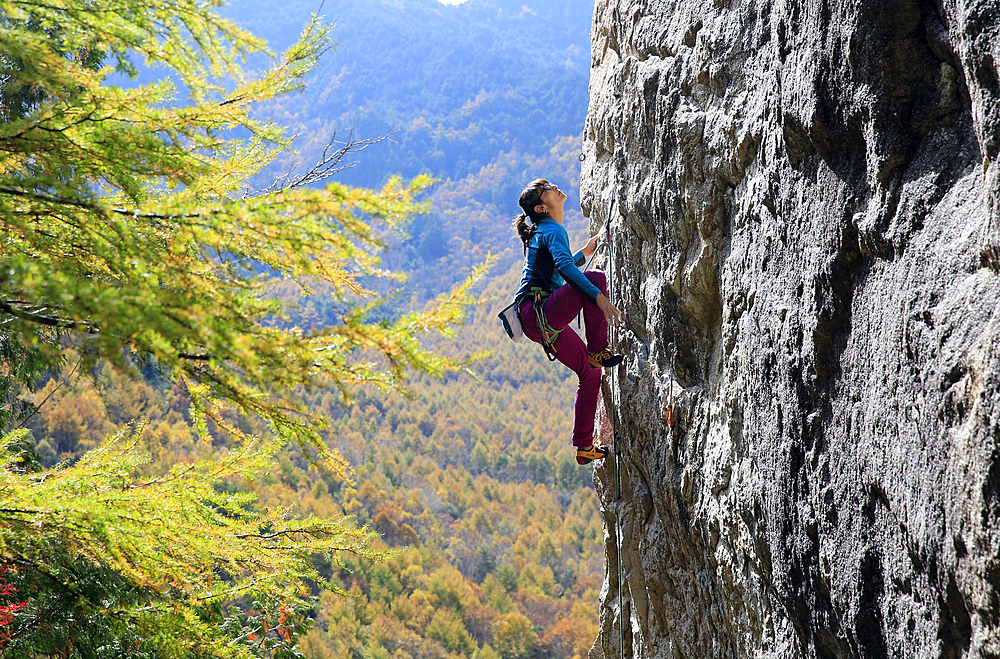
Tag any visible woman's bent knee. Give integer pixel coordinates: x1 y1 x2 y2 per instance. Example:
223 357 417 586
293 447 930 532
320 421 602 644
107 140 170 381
585 270 607 294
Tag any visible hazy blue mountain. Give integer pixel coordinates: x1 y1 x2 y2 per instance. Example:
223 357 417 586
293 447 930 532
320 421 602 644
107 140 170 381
222 0 594 187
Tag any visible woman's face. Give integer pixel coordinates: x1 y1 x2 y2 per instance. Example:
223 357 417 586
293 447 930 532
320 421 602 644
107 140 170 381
536 182 567 214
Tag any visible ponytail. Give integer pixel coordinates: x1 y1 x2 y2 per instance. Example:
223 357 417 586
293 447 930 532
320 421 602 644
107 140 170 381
513 212 538 253
513 179 551 253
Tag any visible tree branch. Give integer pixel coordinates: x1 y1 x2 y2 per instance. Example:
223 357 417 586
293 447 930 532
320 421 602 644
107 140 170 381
178 353 212 361
257 127 394 196
17 355 82 430
234 528 329 540
0 299 95 332
0 507 41 516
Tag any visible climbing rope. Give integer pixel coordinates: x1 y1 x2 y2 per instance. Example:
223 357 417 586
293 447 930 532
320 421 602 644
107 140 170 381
605 210 627 659
668 333 676 431
585 239 607 272
603 203 680 659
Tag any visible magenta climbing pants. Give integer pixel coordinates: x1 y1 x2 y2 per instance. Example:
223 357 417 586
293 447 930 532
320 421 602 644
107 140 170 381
519 270 609 447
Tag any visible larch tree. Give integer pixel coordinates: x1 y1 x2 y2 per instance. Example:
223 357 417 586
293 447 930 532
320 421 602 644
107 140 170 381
0 0 479 655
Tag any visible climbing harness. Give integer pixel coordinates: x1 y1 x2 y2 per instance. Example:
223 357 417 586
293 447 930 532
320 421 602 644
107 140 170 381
531 288 562 362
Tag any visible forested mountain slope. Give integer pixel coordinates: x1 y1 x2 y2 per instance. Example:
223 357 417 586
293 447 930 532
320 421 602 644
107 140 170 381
5 0 610 656
25 251 606 659
224 0 593 188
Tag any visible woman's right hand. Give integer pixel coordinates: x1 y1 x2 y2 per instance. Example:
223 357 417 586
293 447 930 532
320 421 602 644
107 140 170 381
596 293 623 327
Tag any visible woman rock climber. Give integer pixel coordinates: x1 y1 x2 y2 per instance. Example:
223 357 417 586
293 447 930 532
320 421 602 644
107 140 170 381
511 179 624 465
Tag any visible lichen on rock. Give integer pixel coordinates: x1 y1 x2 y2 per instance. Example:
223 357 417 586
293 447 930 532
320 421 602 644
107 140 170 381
581 1 1000 657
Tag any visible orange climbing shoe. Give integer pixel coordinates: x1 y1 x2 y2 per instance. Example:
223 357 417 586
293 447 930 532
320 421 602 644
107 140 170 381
576 444 609 465
588 349 623 369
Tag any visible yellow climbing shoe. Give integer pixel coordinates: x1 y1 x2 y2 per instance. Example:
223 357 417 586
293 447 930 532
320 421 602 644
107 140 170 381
588 349 623 369
576 444 609 465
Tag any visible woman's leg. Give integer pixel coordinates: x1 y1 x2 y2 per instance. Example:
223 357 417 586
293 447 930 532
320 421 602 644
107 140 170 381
548 326 602 447
580 271 609 352
519 275 609 448
540 271 609 354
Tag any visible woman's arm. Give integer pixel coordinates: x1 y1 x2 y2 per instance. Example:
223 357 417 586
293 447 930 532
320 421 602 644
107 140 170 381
546 225 602 301
596 293 623 326
579 234 620 324
581 234 601 258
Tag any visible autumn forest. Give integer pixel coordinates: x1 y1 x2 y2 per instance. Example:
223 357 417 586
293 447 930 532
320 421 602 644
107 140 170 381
0 1 607 658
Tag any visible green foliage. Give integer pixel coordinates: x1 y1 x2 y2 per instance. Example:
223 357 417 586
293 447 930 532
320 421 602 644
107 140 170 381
0 0 479 468
0 330 57 430
0 1 605 657
0 426 383 657
0 0 492 656
427 609 477 655
18 267 608 657
492 611 539 659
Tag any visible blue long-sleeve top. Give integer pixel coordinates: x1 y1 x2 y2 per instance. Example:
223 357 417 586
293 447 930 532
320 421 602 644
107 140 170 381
513 218 601 305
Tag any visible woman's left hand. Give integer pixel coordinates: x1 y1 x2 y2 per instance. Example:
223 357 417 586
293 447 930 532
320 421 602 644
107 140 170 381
581 234 601 258
596 293 623 327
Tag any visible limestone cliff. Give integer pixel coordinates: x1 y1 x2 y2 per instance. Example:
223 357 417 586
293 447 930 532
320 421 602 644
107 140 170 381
579 1 1000 657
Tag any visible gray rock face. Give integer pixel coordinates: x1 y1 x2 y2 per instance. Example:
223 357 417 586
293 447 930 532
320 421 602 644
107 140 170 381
580 1 1000 657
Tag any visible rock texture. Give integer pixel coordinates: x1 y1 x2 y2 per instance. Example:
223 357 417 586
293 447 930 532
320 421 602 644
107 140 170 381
580 1 1000 657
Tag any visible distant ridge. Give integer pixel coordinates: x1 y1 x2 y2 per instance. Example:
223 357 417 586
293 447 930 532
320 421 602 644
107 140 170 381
221 0 594 187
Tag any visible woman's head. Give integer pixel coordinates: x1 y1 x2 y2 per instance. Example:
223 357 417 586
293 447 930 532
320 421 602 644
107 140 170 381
513 179 565 250
518 179 553 221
